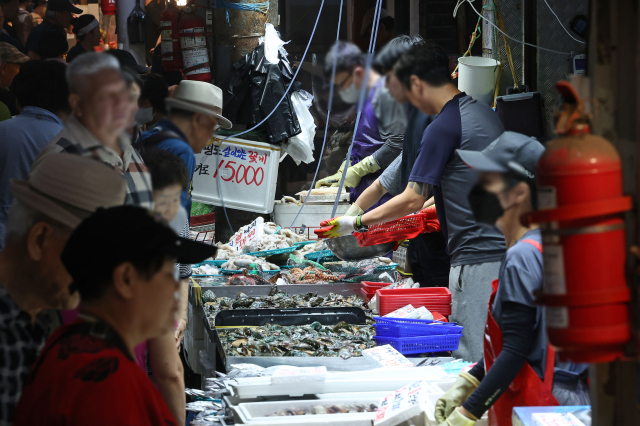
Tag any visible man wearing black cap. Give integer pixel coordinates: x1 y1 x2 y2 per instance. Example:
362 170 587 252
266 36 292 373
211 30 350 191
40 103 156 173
25 0 80 59
13 206 217 426
434 132 589 426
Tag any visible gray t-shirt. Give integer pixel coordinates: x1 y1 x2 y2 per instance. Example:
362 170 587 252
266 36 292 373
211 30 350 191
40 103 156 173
378 154 403 196
409 93 506 266
491 229 547 379
370 80 407 169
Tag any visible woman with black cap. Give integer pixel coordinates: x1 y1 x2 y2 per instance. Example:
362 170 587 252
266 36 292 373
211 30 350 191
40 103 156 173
66 14 101 63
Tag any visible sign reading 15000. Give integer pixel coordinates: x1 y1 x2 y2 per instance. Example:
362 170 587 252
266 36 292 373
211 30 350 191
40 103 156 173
195 145 268 187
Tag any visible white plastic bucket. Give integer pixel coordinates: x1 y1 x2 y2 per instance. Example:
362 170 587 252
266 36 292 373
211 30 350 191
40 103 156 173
457 56 500 105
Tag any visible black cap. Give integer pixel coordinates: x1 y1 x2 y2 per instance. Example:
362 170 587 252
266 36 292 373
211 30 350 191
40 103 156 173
457 131 545 181
105 49 150 75
61 206 216 283
47 0 83 14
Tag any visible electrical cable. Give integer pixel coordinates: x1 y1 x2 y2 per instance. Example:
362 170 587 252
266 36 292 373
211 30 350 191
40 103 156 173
288 0 344 229
214 0 327 235
542 0 585 44
308 0 382 263
464 0 575 55
329 0 383 222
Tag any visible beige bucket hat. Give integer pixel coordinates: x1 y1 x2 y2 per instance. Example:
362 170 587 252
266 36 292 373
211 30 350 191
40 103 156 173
165 80 233 129
11 154 128 229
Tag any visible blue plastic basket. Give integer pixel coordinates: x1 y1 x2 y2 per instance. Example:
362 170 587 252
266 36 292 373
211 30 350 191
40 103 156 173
244 246 297 257
304 250 341 263
193 260 226 268
219 267 280 275
373 316 459 326
374 334 462 354
293 240 316 248
374 322 464 338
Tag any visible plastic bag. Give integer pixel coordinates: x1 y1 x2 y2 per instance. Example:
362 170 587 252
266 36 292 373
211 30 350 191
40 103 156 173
282 90 316 165
261 23 289 65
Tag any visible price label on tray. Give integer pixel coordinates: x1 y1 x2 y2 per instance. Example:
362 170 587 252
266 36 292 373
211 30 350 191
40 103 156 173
192 137 281 214
227 217 264 252
374 380 431 426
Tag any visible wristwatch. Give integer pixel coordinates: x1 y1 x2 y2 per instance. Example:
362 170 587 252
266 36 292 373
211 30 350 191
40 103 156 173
355 215 369 232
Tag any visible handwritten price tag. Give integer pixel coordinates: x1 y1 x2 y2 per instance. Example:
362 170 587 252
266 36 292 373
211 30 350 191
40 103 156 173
191 137 281 214
228 217 263 252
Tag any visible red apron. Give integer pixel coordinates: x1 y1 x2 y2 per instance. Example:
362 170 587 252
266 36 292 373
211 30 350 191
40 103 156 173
484 239 559 426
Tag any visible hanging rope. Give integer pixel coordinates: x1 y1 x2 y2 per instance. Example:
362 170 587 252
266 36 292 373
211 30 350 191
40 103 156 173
217 1 269 25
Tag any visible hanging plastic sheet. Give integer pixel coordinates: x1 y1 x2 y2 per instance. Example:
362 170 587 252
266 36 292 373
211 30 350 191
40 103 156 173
222 34 301 145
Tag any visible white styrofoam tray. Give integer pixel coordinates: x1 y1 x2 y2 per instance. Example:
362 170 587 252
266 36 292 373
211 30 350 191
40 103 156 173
234 398 377 425
226 366 449 398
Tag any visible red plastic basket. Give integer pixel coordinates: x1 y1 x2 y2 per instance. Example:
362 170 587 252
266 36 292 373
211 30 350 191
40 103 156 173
355 213 429 247
377 287 452 316
360 288 376 303
361 281 393 291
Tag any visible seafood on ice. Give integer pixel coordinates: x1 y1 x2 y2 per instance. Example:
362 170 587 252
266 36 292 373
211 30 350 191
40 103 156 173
203 288 368 319
267 403 378 416
219 321 375 358
220 255 279 271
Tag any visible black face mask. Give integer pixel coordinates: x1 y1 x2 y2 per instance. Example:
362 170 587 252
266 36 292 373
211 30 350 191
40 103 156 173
468 184 505 225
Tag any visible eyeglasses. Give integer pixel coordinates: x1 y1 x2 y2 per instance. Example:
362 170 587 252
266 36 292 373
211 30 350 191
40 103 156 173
335 72 352 90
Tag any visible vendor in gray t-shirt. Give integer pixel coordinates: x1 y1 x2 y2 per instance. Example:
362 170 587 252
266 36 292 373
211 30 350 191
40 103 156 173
315 45 506 362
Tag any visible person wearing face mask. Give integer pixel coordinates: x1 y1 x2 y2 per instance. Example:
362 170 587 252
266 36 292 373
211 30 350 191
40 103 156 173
140 80 232 218
66 15 102 63
434 132 590 426
317 45 506 362
137 72 169 131
314 40 406 212
340 35 450 288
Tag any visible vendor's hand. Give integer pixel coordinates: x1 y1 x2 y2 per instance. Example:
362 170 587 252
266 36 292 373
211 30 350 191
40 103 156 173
314 216 356 238
421 205 437 219
420 205 440 233
315 172 342 188
175 317 187 350
345 203 365 216
434 372 480 423
438 408 477 426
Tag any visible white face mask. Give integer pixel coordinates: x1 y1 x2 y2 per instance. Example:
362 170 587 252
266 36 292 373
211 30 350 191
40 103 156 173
339 82 359 104
135 107 154 125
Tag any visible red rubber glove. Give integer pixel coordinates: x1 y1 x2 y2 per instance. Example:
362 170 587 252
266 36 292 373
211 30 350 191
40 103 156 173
421 206 441 233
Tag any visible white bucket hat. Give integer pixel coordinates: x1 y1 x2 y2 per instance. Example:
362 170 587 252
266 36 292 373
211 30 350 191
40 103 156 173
11 154 128 229
165 80 233 129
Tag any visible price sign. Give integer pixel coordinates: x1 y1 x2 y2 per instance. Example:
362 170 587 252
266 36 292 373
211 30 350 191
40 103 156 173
191 137 281 214
228 217 263 252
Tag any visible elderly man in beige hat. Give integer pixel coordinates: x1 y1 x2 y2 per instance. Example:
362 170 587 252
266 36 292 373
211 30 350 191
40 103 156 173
0 41 28 116
139 79 232 350
36 52 154 209
0 153 126 426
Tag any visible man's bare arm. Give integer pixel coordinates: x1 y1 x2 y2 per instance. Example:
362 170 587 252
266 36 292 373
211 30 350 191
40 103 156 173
353 178 388 212
360 181 431 226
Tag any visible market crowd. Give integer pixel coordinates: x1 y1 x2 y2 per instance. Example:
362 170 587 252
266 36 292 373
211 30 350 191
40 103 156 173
0 2 591 426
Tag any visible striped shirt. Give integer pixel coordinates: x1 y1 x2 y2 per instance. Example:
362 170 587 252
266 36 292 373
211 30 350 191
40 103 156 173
36 115 153 209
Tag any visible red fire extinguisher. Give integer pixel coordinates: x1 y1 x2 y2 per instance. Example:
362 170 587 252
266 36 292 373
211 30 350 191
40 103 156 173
101 0 116 16
178 6 212 82
530 81 632 363
160 1 183 72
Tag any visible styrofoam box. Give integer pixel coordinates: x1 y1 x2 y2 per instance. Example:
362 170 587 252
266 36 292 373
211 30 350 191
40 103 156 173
273 202 350 230
192 137 281 214
235 398 378 425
